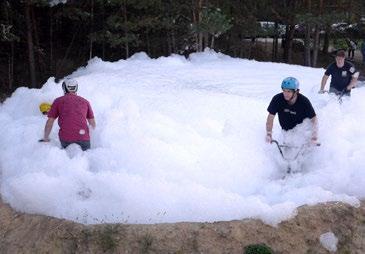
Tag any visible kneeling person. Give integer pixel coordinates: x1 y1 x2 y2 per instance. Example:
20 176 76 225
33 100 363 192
41 79 96 151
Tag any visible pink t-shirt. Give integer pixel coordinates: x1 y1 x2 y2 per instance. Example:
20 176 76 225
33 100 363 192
48 93 94 142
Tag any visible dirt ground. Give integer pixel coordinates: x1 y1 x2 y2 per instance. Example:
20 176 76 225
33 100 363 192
1 196 365 254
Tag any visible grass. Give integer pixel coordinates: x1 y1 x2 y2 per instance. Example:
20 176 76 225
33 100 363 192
244 243 274 254
97 225 118 252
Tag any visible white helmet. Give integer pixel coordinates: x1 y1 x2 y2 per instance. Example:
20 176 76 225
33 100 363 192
62 79 78 93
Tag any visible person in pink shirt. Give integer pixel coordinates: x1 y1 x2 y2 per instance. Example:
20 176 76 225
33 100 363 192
41 79 96 151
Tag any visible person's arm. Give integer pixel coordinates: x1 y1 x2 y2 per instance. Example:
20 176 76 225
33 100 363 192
87 118 96 129
86 102 95 129
42 118 55 142
346 72 359 91
319 74 329 93
310 116 318 143
265 113 275 143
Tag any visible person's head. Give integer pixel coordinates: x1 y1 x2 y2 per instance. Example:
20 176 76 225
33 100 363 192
39 102 52 115
335 50 346 67
62 78 78 94
281 77 299 102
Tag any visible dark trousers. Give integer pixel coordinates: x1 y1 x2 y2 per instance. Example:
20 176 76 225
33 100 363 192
60 140 91 151
329 87 350 96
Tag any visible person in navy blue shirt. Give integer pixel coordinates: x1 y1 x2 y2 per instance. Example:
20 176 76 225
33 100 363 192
319 50 359 96
266 77 318 144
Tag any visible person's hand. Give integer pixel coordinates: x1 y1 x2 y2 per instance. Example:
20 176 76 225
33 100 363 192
265 133 272 143
310 136 320 146
345 85 352 91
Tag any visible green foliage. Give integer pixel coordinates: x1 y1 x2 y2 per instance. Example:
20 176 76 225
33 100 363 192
2 0 365 92
0 1 19 42
196 7 232 38
29 0 49 7
105 30 139 48
103 16 139 48
54 5 90 21
257 22 285 38
233 15 260 38
0 24 19 42
244 243 274 254
93 0 164 51
296 13 319 26
320 13 347 29
333 38 349 50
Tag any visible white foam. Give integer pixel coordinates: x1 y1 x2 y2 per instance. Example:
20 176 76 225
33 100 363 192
0 50 363 224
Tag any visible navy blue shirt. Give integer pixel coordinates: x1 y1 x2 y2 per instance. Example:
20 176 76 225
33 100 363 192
325 61 356 91
267 93 316 131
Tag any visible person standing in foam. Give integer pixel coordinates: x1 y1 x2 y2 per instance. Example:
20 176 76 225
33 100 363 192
319 49 359 96
265 77 318 144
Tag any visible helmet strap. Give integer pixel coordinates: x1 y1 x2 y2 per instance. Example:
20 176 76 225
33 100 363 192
289 90 298 102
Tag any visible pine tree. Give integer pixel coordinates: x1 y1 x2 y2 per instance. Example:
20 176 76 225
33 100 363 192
196 7 232 49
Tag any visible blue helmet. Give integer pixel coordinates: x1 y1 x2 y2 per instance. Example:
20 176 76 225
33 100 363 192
281 77 299 90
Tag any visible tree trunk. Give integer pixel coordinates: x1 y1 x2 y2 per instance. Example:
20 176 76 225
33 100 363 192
31 4 46 84
25 0 37 88
312 25 320 67
89 0 94 60
146 32 151 55
56 27 80 77
322 29 329 54
272 22 278 61
167 31 172 55
198 33 203 52
304 23 311 66
171 30 176 54
210 36 215 49
101 1 106 59
49 8 54 75
283 24 295 64
8 42 14 91
191 0 198 52
6 2 14 91
204 32 209 49
198 0 203 51
123 0 129 58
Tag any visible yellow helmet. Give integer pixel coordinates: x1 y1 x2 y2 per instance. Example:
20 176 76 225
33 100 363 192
39 102 52 115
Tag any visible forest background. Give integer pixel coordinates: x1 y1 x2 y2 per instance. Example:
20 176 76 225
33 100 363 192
1 0 365 97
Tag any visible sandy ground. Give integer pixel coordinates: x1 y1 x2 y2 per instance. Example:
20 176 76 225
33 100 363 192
1 196 365 254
